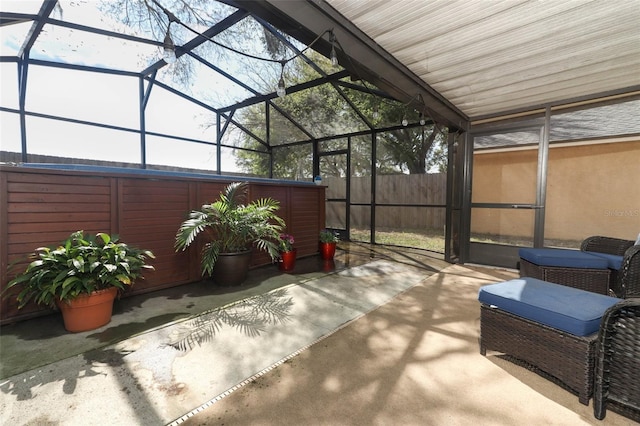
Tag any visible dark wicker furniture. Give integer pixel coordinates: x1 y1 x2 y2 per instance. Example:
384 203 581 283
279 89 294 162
519 258 610 294
480 305 597 405
593 299 640 422
519 236 639 297
581 236 634 256
581 236 639 298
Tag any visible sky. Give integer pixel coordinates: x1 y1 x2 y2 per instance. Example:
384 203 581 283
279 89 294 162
0 0 254 173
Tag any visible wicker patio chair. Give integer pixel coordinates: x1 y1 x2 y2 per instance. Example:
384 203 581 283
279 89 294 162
593 298 640 422
581 236 634 256
581 236 640 298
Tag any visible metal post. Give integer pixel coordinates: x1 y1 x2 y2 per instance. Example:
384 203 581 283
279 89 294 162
460 129 473 264
216 113 222 174
370 131 376 244
17 60 28 163
266 101 273 178
535 107 551 247
139 77 147 169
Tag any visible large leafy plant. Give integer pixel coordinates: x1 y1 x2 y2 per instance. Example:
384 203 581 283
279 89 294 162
175 181 285 276
5 231 155 308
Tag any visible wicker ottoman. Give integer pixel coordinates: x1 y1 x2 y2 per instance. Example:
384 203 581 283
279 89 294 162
519 248 611 294
479 278 621 405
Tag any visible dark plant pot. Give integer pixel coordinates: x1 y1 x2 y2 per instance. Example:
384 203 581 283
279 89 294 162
212 250 252 286
319 242 337 260
278 249 297 272
56 287 118 333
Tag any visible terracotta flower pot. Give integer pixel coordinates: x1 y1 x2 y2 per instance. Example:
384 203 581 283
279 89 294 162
56 287 118 333
319 242 337 260
279 249 297 272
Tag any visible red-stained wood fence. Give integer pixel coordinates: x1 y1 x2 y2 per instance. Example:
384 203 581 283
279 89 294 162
0 165 325 324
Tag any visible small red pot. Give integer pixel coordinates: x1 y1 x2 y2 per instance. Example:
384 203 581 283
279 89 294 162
319 242 337 260
279 249 297 271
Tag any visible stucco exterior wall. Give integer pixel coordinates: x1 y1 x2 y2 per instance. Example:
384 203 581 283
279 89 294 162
472 139 640 242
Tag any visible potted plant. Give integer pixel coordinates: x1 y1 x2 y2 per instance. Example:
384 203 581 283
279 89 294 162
278 233 296 272
319 229 339 260
4 230 155 332
175 181 285 286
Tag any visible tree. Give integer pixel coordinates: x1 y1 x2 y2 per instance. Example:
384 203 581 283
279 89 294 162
376 125 448 175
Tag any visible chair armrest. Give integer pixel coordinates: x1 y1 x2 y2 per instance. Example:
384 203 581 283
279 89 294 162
593 298 640 421
581 236 634 256
618 245 640 298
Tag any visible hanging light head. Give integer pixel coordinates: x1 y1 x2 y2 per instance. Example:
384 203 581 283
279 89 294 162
163 25 177 64
373 105 380 120
419 111 426 126
276 61 287 97
402 116 408 126
157 2 179 64
330 31 338 67
277 76 286 97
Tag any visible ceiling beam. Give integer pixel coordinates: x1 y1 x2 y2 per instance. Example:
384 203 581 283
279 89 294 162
218 69 350 112
18 0 58 58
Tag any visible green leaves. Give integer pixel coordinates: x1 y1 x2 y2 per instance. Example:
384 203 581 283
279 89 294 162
72 257 85 271
4 231 154 309
175 181 286 277
96 232 111 245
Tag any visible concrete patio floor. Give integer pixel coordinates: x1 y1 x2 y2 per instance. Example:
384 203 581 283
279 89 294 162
0 243 633 425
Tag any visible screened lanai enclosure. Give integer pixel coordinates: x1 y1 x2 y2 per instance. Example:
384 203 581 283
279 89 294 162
1 0 640 320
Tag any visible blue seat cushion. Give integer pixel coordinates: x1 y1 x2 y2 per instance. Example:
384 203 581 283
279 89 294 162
519 248 609 269
587 252 624 270
478 277 621 336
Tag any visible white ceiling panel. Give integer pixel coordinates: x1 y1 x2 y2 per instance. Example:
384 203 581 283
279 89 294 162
326 0 640 118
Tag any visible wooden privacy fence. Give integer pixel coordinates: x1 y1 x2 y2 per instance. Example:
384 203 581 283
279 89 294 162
324 173 447 230
0 165 325 324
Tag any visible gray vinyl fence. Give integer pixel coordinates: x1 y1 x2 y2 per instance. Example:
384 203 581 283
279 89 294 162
324 173 447 230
